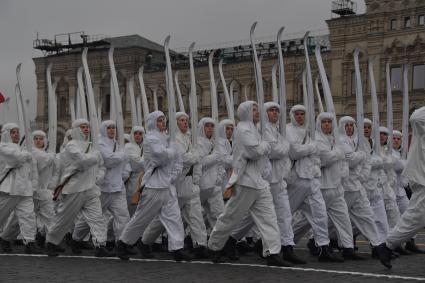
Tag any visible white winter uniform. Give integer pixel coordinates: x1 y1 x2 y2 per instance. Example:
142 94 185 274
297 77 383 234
293 113 354 248
338 116 381 246
360 119 389 243
120 111 185 251
285 105 330 247
46 119 107 247
216 119 234 193
31 130 56 235
141 112 207 248
378 127 401 229
0 123 38 243
392 130 409 215
73 120 130 242
208 101 281 256
192 117 224 228
231 102 295 247
386 106 425 249
123 126 145 209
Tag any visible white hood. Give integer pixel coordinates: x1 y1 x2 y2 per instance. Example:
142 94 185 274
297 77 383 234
1 123 20 144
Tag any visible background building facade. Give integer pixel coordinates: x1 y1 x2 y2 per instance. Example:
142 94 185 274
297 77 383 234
34 0 425 143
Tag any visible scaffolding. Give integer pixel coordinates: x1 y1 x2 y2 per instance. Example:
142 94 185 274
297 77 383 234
33 31 110 55
332 0 357 17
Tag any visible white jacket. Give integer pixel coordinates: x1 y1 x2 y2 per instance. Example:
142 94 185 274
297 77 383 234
31 130 56 200
229 101 270 190
124 126 145 190
194 117 221 190
60 119 104 195
286 105 319 181
215 119 234 188
338 116 367 192
263 102 291 184
98 120 128 193
315 112 345 189
141 111 180 189
403 106 425 186
0 123 38 197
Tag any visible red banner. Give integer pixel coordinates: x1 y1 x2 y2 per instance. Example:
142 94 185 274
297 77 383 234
0 92 5 104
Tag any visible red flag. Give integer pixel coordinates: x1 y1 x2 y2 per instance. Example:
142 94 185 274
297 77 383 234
0 92 5 104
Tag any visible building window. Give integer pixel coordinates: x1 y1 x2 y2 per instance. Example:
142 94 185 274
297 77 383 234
413 64 425 90
405 17 411 28
390 19 397 30
390 66 402 91
418 15 425 26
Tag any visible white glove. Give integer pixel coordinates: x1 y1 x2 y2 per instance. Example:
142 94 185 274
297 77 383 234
23 152 32 162
259 141 271 155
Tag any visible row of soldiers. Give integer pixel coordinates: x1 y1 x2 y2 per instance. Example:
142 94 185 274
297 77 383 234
1 102 425 269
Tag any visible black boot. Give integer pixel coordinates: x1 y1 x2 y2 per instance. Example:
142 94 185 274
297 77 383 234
282 245 306 264
79 241 94 250
254 239 266 258
236 239 254 255
376 243 392 269
137 240 155 258
36 232 45 249
394 245 412 256
25 242 43 254
115 240 130 260
209 249 224 263
64 232 72 247
307 238 320 256
184 235 193 251
106 240 115 251
318 245 344 263
266 254 292 267
95 245 115 257
0 238 13 252
223 237 239 260
70 239 82 254
405 238 425 254
342 248 367 260
172 249 193 262
192 246 208 259
46 242 59 257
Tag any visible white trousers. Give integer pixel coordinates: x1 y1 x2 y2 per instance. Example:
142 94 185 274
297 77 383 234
0 193 36 243
396 188 410 216
288 178 330 246
199 186 225 228
142 180 208 248
120 187 184 251
34 198 55 235
386 183 425 249
384 197 401 229
293 186 354 249
208 185 281 256
365 189 389 243
46 189 107 246
141 186 185 251
231 181 295 246
344 189 381 246
73 190 130 242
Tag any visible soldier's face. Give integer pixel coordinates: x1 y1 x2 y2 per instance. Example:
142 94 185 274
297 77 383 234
10 128 20 144
79 124 90 138
133 131 143 145
294 110 305 126
321 119 333 135
204 122 215 139
252 105 260 123
106 125 116 139
33 135 45 149
380 132 388 146
345 122 354 137
267 107 280 124
364 123 372 138
177 116 189 133
156 116 166 132
225 125 234 140
393 136 401 149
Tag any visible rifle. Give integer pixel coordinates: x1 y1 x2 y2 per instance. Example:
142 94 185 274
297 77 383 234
52 142 91 201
